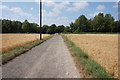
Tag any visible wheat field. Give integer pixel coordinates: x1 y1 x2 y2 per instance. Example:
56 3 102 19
0 34 50 53
65 34 118 78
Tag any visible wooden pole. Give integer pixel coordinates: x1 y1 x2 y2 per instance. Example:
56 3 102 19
40 0 42 40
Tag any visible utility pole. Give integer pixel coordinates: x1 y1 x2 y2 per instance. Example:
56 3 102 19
40 0 42 40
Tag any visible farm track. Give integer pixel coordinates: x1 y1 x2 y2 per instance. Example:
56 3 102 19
2 35 81 78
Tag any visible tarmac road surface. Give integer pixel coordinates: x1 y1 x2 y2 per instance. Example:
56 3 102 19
2 35 81 78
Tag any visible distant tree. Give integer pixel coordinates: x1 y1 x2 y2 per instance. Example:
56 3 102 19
11 21 17 33
74 27 80 33
92 13 104 32
42 25 49 34
50 24 56 33
2 19 7 33
88 19 93 32
104 14 114 32
118 20 120 32
74 15 89 32
55 25 65 33
2 19 12 33
113 21 118 32
64 26 70 33
47 27 52 34
16 21 22 33
70 22 76 32
36 27 40 33
30 23 38 33
22 20 30 33
47 24 56 34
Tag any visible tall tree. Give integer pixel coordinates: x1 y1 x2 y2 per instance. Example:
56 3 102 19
104 14 114 32
64 26 70 33
47 24 56 34
42 25 49 34
30 23 38 33
92 13 104 32
22 20 30 33
56 25 65 33
74 15 89 32
16 21 22 33
2 19 12 33
69 22 76 32
11 21 17 33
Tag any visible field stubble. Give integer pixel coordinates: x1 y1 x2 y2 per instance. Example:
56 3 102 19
65 34 118 78
0 34 50 53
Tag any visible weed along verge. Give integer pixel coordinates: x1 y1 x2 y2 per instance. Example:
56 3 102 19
62 35 114 79
2 35 53 64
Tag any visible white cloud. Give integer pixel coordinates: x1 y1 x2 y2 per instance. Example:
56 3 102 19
44 1 56 7
1 5 32 17
97 5 105 10
10 8 32 17
30 8 34 10
34 0 39 3
57 17 70 25
10 8 21 12
43 1 70 17
34 0 53 3
44 0 70 7
1 5 38 23
38 1 71 26
67 1 88 11
43 16 70 26
89 12 103 17
0 5 9 9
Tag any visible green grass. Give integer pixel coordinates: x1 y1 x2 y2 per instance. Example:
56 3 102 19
62 35 114 79
1 35 53 64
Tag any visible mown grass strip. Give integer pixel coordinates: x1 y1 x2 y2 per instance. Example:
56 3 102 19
1 35 53 64
62 34 114 79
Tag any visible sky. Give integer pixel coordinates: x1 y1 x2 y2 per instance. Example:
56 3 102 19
0 0 119 26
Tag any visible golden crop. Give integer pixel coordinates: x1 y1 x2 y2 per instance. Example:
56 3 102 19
65 34 118 78
0 34 50 53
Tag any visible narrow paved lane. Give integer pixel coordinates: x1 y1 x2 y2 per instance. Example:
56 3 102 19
2 35 81 78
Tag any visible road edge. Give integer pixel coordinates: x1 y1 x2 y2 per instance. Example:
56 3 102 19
61 34 114 79
2 35 54 65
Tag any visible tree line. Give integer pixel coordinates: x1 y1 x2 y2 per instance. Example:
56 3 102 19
1 19 40 33
68 12 120 33
1 19 65 34
1 12 120 34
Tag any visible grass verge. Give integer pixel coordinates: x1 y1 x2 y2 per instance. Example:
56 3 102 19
62 34 114 79
1 35 53 64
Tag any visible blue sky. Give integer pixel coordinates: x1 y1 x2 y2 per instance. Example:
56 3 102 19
0 1 118 26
